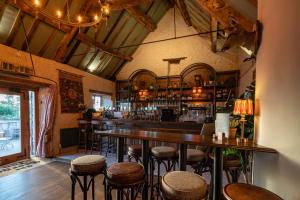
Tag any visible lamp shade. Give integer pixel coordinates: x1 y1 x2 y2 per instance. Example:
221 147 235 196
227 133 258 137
233 99 253 116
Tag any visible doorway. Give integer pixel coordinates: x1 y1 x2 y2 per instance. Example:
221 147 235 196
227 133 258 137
0 89 30 165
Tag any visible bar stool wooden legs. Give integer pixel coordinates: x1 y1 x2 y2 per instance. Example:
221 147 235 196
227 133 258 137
161 171 208 200
70 155 106 200
105 162 145 200
223 183 283 200
150 146 178 200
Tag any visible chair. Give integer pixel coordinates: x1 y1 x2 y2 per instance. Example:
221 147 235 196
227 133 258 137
78 120 90 153
186 123 215 175
105 162 145 200
150 146 178 199
90 120 106 154
161 171 208 200
70 155 106 200
223 183 283 200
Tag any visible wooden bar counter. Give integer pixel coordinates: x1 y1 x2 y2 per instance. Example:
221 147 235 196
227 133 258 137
95 129 276 200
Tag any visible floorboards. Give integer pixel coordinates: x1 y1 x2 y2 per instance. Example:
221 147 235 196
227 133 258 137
0 161 108 200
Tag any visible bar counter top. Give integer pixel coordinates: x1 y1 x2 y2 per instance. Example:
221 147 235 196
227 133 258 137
93 119 204 133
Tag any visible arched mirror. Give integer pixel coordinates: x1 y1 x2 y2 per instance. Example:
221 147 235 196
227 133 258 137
180 63 217 121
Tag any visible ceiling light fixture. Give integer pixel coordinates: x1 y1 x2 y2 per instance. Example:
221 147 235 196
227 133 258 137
20 0 110 28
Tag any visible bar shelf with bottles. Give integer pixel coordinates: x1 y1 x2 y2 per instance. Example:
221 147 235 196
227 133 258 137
115 66 239 122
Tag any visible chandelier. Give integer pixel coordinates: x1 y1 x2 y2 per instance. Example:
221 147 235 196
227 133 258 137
21 0 111 28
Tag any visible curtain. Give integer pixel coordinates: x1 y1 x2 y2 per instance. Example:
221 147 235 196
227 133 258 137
36 84 57 158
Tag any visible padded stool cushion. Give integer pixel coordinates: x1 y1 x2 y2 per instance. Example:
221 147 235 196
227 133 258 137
151 146 177 158
186 149 205 162
71 155 106 174
223 183 283 200
107 162 145 185
162 171 207 200
128 144 142 156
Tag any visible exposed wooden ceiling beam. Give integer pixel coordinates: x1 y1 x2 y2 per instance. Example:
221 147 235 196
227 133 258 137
196 0 254 32
210 17 218 52
76 33 133 61
126 6 156 31
38 0 73 57
38 29 56 56
53 0 96 62
20 0 50 51
112 0 153 10
6 0 72 32
6 10 24 46
83 11 125 70
21 19 40 50
175 0 192 26
0 1 6 21
64 28 89 64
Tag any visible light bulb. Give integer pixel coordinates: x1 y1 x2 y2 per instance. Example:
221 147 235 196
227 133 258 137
56 10 62 18
94 15 99 21
77 15 82 23
104 7 109 15
34 0 40 7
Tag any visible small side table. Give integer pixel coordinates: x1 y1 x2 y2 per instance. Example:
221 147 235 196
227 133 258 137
223 183 283 200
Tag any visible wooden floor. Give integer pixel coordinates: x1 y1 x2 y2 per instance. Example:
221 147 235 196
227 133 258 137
0 161 110 200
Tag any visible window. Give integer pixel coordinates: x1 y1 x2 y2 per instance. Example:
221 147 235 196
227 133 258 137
91 93 112 111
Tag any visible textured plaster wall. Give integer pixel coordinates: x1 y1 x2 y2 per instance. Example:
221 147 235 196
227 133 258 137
117 8 239 79
0 44 115 155
238 49 256 95
253 0 300 199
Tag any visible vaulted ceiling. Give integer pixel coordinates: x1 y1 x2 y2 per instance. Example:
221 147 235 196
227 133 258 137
0 0 257 80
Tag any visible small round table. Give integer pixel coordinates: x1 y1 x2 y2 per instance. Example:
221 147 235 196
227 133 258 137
223 183 283 200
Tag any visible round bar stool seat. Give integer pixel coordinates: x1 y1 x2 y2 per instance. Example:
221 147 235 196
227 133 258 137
150 146 178 199
70 155 106 200
161 171 208 200
105 162 145 200
106 162 145 185
186 149 205 162
223 183 283 200
151 146 177 159
128 144 142 156
210 154 241 183
71 155 106 175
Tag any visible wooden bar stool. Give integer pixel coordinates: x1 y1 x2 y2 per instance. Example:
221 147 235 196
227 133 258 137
128 144 142 163
150 146 178 199
78 120 90 153
91 120 107 154
161 171 208 200
223 183 283 200
70 155 106 200
186 148 209 175
105 162 145 200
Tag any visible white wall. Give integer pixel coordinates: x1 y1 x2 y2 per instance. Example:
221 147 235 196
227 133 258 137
117 8 239 79
254 0 300 199
238 49 256 95
0 44 115 155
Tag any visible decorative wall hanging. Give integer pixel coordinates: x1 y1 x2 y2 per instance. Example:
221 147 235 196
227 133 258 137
59 70 84 113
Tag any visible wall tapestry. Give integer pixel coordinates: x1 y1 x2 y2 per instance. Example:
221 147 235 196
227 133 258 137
59 70 84 113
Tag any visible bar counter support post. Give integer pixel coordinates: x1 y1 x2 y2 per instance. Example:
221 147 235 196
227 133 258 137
213 147 223 200
142 140 149 200
116 137 125 200
179 144 187 171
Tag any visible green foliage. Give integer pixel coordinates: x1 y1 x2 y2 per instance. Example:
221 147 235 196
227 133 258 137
0 95 20 120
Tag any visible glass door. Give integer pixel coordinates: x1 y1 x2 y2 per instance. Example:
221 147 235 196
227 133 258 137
0 89 30 165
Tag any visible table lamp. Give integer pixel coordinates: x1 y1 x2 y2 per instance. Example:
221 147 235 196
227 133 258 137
233 99 253 142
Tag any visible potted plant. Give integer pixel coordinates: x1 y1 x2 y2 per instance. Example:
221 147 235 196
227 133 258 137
229 118 239 139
